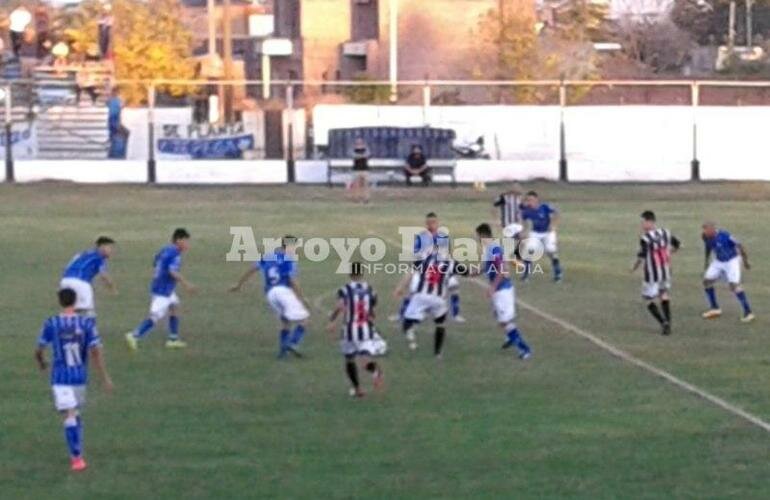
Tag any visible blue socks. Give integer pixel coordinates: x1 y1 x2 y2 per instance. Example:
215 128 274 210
450 294 460 317
705 287 719 309
168 315 180 340
735 290 752 315
291 325 306 346
552 257 562 280
506 327 531 356
64 415 81 458
134 318 155 338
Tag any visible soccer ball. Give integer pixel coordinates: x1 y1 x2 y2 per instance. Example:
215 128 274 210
503 223 524 239
518 237 545 262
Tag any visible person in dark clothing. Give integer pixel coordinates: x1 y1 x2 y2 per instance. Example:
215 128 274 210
404 145 431 186
351 138 371 204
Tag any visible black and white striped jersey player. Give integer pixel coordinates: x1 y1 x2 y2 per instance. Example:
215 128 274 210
327 263 385 398
395 250 469 359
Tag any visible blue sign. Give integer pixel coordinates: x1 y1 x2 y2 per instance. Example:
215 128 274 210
158 134 255 159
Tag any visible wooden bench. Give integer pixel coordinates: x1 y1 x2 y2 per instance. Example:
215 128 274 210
327 158 457 187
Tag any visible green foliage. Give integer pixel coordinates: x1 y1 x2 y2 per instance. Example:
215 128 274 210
473 0 601 103
342 74 394 104
61 0 196 105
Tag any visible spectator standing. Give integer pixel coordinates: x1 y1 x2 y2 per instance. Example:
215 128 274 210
9 6 32 59
97 5 114 60
76 63 98 105
404 145 431 186
351 138 371 204
34 6 49 60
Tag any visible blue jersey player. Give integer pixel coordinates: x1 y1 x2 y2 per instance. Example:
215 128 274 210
520 191 563 282
59 236 117 315
475 223 531 359
701 222 754 322
35 288 113 472
231 236 310 358
125 228 197 350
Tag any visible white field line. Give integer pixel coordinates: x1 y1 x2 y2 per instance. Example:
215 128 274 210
377 234 770 433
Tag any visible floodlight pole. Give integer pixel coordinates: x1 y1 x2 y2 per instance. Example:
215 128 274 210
4 85 13 183
147 83 157 184
691 82 700 181
286 84 295 183
389 0 398 103
558 81 568 182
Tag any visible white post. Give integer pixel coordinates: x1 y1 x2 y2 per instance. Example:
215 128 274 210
728 1 736 50
389 0 398 103
746 0 754 47
262 53 271 100
207 0 216 56
422 83 430 125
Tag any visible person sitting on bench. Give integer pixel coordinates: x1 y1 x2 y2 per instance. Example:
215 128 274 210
404 145 431 186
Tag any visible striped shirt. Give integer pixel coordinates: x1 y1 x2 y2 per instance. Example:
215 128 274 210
337 281 377 343
62 249 107 283
414 253 465 298
638 228 681 284
37 314 101 386
493 193 523 227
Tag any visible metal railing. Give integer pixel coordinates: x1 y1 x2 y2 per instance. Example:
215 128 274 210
2 77 770 183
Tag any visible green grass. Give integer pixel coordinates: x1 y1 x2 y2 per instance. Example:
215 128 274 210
1 182 770 499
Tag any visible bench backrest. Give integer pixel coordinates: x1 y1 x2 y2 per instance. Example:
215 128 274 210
327 127 456 160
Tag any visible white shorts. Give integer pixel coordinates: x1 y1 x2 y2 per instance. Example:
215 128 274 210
704 257 741 284
530 231 558 255
447 275 460 291
59 278 94 311
404 292 448 322
266 286 310 322
491 287 516 324
149 292 180 322
642 280 671 299
52 385 86 411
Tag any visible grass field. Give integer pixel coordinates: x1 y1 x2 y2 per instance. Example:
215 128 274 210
1 182 770 499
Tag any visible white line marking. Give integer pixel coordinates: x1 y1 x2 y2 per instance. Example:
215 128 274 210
376 233 770 433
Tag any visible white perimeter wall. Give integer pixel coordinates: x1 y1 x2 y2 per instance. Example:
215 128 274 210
5 105 769 183
313 104 770 182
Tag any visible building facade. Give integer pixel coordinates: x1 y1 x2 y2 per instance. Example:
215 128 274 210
182 0 509 101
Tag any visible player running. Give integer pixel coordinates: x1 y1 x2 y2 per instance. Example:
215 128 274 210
520 191 563 282
125 228 197 350
476 223 532 359
59 236 117 316
230 235 310 358
395 244 467 358
631 211 680 335
701 222 754 322
326 262 384 398
35 288 113 472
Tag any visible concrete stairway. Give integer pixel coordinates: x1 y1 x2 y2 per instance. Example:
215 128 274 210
36 105 109 159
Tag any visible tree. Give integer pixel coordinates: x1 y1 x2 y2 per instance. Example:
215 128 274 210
473 0 602 103
62 0 196 105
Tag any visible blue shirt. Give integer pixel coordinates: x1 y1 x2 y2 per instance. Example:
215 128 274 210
483 243 513 291
257 250 297 293
150 244 182 297
704 230 739 262
62 249 107 283
414 230 450 261
521 203 557 233
37 314 101 386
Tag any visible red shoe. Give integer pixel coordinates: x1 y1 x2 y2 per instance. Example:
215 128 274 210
70 456 88 472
